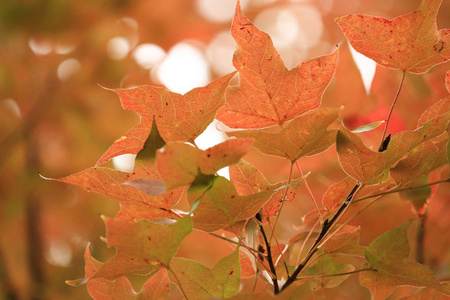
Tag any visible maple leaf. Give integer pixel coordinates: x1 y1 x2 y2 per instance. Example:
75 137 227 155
336 107 450 185
216 0 338 129
96 71 236 165
336 0 450 74
229 160 301 219
391 139 448 186
54 167 182 220
82 245 136 299
80 245 170 300
168 248 241 299
228 108 339 162
54 115 182 221
361 219 450 298
156 138 253 190
389 137 447 213
88 216 192 280
186 176 275 232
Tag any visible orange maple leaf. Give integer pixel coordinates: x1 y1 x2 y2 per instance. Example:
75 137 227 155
96 72 235 165
336 0 450 74
216 0 338 129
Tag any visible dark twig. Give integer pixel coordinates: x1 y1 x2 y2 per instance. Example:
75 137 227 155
256 212 279 293
279 183 361 293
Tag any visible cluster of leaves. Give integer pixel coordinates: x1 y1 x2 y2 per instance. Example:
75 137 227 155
57 0 450 298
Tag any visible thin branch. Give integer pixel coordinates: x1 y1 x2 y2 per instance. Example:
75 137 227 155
378 70 406 152
279 182 361 293
257 213 279 293
295 161 323 224
232 228 273 275
324 186 397 245
270 162 294 242
266 162 294 280
208 232 262 255
296 220 320 266
352 177 450 204
266 218 290 277
295 268 373 281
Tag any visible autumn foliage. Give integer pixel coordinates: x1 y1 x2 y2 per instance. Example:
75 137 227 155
62 0 450 298
2 0 450 299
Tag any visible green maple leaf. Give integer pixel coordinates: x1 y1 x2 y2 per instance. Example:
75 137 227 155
361 219 450 299
169 248 241 299
156 138 253 190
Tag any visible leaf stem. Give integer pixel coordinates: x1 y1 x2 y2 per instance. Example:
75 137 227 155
232 228 273 275
378 70 406 152
208 232 262 254
168 268 190 300
266 217 290 276
270 162 294 242
296 220 319 266
267 162 294 280
295 161 323 224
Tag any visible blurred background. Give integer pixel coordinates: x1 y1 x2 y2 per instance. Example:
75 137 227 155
1 0 450 299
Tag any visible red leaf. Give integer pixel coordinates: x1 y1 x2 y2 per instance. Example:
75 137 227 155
97 72 235 165
216 1 338 129
336 0 450 74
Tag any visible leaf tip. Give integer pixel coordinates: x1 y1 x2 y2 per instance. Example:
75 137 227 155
38 172 54 181
65 277 89 286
